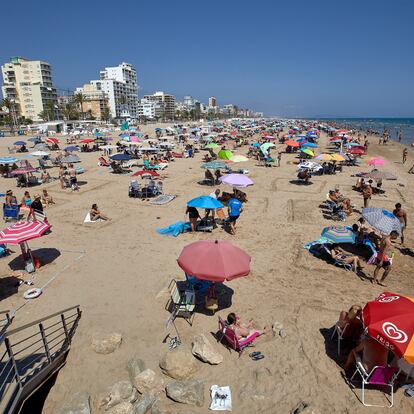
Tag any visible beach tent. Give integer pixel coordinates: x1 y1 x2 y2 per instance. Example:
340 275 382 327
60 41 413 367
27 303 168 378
217 149 233 160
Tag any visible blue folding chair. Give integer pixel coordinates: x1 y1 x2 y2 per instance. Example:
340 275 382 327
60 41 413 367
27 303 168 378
3 204 19 222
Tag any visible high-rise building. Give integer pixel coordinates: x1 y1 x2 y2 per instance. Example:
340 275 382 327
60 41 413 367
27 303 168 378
75 83 109 120
143 91 176 119
1 57 58 121
208 96 217 107
137 98 164 119
89 62 138 120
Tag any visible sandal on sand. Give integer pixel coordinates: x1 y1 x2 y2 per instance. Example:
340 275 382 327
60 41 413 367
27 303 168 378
249 351 264 361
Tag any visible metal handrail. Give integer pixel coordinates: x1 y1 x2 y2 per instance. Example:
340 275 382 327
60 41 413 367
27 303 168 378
0 305 82 414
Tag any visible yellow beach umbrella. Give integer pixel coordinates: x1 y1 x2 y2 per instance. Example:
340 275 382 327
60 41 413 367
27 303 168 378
331 154 345 161
316 153 333 161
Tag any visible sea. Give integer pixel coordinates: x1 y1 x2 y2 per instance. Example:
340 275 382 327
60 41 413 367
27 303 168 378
318 118 414 146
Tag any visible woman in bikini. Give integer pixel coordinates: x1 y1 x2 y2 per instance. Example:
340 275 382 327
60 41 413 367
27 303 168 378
330 245 363 273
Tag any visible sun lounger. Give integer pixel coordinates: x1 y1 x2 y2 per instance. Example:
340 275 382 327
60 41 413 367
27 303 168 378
98 157 111 167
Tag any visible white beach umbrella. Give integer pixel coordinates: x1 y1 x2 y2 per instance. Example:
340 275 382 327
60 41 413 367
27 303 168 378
31 151 50 157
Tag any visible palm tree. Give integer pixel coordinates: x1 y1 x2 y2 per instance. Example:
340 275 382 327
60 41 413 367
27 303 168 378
1 97 19 133
74 92 84 120
101 106 111 122
60 103 79 120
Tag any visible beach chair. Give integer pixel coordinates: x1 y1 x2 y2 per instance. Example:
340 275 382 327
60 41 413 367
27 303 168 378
30 209 48 223
321 245 353 271
128 180 142 198
349 355 399 408
165 279 196 326
98 157 110 167
215 208 226 223
3 204 19 222
330 322 348 355
217 316 260 355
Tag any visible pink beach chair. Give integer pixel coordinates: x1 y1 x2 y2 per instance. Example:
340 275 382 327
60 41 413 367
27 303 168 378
218 316 260 355
350 355 399 408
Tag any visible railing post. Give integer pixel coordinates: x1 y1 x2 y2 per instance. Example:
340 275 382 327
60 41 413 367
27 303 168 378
4 337 22 387
60 314 69 341
39 323 51 362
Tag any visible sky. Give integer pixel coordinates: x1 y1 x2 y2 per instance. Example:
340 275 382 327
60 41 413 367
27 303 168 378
1 0 414 117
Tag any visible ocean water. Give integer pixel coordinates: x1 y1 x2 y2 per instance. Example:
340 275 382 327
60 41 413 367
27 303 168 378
319 118 414 145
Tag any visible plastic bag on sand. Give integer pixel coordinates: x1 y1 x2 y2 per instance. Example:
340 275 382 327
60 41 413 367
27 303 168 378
210 385 232 411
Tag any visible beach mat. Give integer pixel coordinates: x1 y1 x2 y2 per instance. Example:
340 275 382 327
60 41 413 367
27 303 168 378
151 194 176 205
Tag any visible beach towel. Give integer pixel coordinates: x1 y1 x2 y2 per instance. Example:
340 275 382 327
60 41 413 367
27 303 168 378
157 221 191 237
84 213 102 223
150 194 176 205
210 385 232 411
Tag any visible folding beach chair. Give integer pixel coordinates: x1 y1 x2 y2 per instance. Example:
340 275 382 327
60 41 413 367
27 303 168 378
165 279 196 326
98 156 110 167
128 180 142 198
349 355 399 408
217 316 260 355
330 322 348 355
3 204 19 222
321 245 353 271
215 208 226 223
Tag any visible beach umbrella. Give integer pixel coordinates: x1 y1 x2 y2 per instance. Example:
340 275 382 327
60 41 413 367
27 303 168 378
349 148 365 155
229 155 249 163
362 208 402 235
0 157 19 164
34 143 48 151
363 292 414 363
204 143 219 149
64 146 79 152
220 173 253 188
330 139 342 144
187 196 223 209
28 137 42 143
81 139 94 144
285 140 300 147
110 153 131 161
300 148 314 157
95 132 103 137
14 141 26 146
31 151 49 157
201 161 227 170
0 220 51 245
60 155 81 164
321 226 356 244
119 133 129 139
10 168 37 175
301 142 318 148
315 154 332 161
177 240 251 282
366 157 385 167
260 143 275 153
217 149 233 160
46 137 60 144
330 154 345 162
131 170 159 178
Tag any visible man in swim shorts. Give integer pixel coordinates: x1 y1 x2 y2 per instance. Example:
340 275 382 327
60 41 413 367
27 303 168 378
373 231 399 286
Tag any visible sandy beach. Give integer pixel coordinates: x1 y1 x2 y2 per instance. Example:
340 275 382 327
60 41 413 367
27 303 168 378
0 123 413 414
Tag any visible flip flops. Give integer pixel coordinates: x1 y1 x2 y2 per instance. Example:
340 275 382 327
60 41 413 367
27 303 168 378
249 351 264 361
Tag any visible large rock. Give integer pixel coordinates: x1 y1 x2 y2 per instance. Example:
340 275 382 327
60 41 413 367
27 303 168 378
99 380 138 410
151 400 178 414
133 369 165 395
191 334 223 365
127 357 146 385
133 394 156 414
58 391 91 414
159 349 198 379
107 402 134 414
91 333 122 354
165 380 205 407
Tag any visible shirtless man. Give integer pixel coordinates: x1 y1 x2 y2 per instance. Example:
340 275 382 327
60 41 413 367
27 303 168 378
362 181 373 208
68 163 79 191
343 334 388 373
393 203 407 244
373 231 399 286
402 148 408 164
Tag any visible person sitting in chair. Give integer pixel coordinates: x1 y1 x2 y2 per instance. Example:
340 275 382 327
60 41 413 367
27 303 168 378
338 305 363 343
204 169 214 185
330 245 363 273
226 312 266 340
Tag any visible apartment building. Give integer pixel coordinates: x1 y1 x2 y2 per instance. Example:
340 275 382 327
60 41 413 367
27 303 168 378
1 57 58 121
75 83 109 120
143 91 175 119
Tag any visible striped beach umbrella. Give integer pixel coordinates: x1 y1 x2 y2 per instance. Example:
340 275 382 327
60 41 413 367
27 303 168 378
0 221 51 245
362 208 402 235
321 226 356 244
0 157 19 164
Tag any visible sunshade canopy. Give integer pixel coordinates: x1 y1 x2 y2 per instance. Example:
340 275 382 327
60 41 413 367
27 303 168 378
187 196 223 209
362 208 402 235
0 220 51 244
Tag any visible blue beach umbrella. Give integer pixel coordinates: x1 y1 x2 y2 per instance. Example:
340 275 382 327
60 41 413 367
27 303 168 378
111 153 131 161
201 161 227 170
301 142 318 148
187 196 224 209
0 157 19 164
28 136 42 143
14 141 26 146
362 208 402 235
321 226 356 244
65 146 79 152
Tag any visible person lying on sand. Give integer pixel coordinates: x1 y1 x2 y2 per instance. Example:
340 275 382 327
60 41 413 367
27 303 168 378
226 312 267 339
90 204 111 221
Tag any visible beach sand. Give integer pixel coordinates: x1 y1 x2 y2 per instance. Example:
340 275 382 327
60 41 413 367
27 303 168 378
0 125 413 413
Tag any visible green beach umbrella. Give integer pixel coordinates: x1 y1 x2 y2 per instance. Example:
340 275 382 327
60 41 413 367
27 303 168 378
260 142 275 153
301 148 315 157
218 149 233 160
205 143 219 149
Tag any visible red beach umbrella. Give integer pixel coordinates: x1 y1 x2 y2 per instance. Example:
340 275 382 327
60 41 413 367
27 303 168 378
46 137 60 144
10 168 37 175
177 240 251 282
285 140 300 147
131 170 160 178
80 139 95 144
363 292 414 363
349 148 365 155
0 221 51 245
